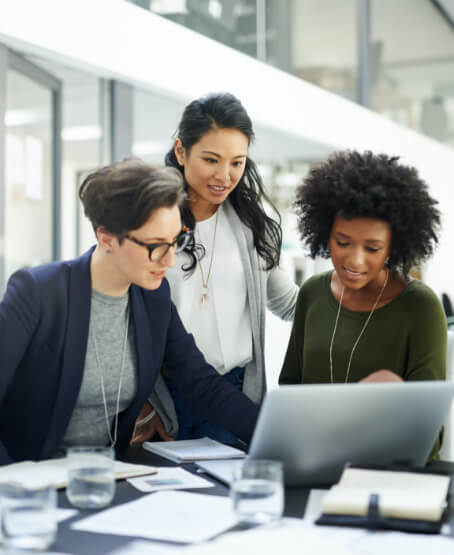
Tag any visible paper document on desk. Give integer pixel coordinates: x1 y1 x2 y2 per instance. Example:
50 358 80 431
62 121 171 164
109 540 183 554
352 529 454 555
322 467 450 521
0 458 157 489
183 519 364 555
72 490 237 543
127 466 214 492
142 437 245 463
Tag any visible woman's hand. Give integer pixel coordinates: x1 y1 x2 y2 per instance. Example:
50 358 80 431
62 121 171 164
130 401 174 445
359 369 403 383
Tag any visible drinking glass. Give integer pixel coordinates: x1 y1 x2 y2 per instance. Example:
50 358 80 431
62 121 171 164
0 482 57 550
230 459 284 525
66 446 115 509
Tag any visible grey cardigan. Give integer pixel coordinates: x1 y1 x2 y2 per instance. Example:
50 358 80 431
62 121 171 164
150 201 299 436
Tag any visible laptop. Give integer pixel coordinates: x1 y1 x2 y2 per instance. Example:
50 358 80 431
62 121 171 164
197 381 454 487
249 381 454 486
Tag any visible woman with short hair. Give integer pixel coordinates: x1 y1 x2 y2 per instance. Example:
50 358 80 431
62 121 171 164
0 159 258 465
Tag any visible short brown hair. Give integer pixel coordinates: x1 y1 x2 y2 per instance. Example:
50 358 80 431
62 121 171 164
79 158 184 237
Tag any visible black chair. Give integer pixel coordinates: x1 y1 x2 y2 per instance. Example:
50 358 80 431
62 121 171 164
442 293 454 318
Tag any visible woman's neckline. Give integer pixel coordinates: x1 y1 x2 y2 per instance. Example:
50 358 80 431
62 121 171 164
325 270 414 315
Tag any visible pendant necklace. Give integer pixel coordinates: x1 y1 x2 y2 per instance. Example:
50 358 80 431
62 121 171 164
92 304 130 448
329 270 389 383
197 209 219 305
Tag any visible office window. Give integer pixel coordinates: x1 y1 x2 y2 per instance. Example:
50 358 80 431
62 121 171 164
5 69 54 276
371 0 454 147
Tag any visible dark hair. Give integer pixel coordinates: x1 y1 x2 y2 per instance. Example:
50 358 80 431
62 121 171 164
165 92 282 271
295 150 440 277
79 159 184 238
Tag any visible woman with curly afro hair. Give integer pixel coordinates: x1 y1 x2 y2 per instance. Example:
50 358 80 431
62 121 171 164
280 150 446 393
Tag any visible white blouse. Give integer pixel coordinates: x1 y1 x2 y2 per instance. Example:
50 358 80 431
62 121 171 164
165 205 252 375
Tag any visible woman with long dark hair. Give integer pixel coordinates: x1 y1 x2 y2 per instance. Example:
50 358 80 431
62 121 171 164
132 93 297 446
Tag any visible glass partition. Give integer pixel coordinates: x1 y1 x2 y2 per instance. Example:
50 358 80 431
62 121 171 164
371 0 454 147
4 69 54 278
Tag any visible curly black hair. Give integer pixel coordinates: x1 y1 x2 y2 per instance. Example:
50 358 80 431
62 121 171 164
295 150 440 276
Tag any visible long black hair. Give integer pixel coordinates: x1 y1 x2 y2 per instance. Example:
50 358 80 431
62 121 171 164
165 92 282 271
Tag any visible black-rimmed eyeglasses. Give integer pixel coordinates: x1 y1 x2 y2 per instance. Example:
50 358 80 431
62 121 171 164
125 226 192 262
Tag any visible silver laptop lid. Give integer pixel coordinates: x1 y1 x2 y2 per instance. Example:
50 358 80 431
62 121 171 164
248 381 454 486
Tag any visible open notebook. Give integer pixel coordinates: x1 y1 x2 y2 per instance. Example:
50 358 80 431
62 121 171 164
0 458 157 489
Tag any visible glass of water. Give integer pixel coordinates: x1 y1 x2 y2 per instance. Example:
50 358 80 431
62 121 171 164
230 459 284 525
66 446 115 509
0 482 57 550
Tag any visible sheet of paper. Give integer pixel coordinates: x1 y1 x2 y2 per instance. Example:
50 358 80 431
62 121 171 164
72 490 237 543
339 468 450 491
352 530 454 555
0 458 156 489
183 519 365 555
323 468 451 521
111 460 157 480
0 460 68 488
55 508 78 523
108 541 183 554
303 488 328 521
127 467 214 492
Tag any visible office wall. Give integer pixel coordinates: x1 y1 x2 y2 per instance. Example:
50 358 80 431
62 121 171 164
0 0 453 301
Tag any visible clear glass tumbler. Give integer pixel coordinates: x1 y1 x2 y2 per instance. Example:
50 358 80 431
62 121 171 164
0 482 57 550
66 446 115 509
230 459 284 525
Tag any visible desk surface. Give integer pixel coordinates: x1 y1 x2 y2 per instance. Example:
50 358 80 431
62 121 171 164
53 447 454 555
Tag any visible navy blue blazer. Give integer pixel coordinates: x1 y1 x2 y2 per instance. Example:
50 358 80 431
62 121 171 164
0 248 259 465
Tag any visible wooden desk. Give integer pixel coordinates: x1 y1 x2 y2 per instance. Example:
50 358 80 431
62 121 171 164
52 447 454 554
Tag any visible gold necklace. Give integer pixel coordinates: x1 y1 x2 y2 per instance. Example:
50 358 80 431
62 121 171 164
197 210 219 305
329 270 389 383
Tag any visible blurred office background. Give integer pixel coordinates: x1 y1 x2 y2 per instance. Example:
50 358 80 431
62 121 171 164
0 0 453 384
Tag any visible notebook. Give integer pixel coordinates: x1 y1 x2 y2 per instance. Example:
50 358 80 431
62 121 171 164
142 437 245 463
0 458 157 489
316 466 451 533
248 381 454 486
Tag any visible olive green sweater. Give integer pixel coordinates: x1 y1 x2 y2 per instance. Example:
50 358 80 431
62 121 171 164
279 272 447 460
280 271 446 385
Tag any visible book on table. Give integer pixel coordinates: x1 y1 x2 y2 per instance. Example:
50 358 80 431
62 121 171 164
142 437 246 463
0 458 157 489
316 466 451 534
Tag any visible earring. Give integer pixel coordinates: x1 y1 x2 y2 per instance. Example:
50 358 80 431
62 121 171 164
106 249 112 254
